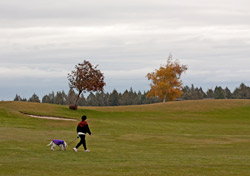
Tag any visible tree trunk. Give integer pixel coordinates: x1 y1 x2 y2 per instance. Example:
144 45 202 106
69 90 82 110
74 90 82 106
163 95 167 102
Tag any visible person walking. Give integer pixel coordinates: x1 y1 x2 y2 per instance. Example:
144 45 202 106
73 115 91 152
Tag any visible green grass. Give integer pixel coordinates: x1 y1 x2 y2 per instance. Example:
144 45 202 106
1 100 250 175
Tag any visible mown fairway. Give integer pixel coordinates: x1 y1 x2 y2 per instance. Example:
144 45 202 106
1 100 250 176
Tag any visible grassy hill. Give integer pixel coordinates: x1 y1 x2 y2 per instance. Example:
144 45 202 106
1 100 250 176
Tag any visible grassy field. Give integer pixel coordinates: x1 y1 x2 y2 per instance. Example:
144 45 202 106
1 100 250 176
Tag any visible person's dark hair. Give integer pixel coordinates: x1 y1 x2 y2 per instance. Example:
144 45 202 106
81 115 87 121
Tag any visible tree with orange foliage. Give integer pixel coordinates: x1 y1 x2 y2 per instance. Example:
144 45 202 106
67 60 105 109
147 55 188 102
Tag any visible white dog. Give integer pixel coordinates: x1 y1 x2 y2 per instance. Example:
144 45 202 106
47 139 68 151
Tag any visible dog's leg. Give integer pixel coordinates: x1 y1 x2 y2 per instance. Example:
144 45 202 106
60 144 64 150
51 143 55 151
64 142 67 150
47 141 53 146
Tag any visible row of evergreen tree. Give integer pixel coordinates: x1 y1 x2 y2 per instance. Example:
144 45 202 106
181 83 250 100
14 83 250 106
14 88 159 106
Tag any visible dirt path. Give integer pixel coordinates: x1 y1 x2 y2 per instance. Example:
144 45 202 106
24 113 77 121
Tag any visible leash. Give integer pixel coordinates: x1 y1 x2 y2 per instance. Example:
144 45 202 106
67 138 78 146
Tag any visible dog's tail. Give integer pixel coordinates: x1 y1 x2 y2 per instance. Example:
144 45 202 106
47 141 53 146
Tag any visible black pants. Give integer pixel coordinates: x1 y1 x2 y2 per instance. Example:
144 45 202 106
75 135 87 150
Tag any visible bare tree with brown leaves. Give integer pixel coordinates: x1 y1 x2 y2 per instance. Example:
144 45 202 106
67 60 105 109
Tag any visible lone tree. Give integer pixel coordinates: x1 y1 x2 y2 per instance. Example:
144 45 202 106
28 93 40 103
67 60 105 109
147 55 188 102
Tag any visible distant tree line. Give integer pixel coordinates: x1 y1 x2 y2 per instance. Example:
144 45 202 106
14 88 159 106
14 83 250 106
181 83 250 100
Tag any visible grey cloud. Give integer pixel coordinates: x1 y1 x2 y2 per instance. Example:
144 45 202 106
1 0 250 100
1 0 250 27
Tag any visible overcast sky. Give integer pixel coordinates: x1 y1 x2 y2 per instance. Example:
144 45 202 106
0 0 250 100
